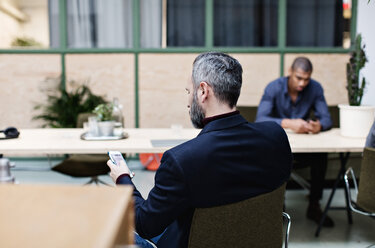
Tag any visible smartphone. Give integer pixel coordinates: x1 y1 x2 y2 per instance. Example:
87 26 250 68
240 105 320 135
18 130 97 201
108 151 134 178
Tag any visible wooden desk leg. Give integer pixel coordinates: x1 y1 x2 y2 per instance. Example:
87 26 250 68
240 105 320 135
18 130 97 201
315 152 351 237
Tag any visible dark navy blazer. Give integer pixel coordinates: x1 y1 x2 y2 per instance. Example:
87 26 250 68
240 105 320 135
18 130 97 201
117 114 293 248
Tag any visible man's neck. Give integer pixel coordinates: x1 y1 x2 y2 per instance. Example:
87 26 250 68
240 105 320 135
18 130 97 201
287 79 298 103
204 105 236 119
202 110 240 127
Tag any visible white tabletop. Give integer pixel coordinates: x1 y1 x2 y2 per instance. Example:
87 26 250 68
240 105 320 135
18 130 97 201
285 128 365 153
0 128 366 156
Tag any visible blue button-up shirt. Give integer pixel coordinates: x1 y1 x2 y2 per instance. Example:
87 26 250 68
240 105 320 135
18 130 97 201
255 77 332 131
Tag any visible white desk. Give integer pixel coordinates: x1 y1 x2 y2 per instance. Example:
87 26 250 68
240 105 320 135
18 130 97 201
0 128 366 155
285 128 365 153
0 128 200 155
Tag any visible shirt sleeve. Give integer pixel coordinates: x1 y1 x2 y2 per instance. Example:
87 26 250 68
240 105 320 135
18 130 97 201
117 151 190 239
313 85 333 131
365 121 375 148
255 84 283 125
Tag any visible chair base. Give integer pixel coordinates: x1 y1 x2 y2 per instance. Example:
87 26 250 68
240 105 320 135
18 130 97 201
84 176 111 186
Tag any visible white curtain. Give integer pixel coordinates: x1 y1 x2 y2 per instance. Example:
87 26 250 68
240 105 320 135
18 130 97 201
48 0 60 48
67 0 93 48
95 0 132 48
140 0 162 48
62 0 133 48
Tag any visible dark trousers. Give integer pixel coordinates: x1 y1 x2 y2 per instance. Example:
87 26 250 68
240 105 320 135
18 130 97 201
293 153 328 202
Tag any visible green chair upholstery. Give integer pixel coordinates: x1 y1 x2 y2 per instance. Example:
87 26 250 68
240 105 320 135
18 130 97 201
51 113 110 185
357 147 375 212
344 147 375 217
188 183 289 248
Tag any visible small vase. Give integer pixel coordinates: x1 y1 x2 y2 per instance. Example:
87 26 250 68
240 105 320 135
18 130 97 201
97 121 115 136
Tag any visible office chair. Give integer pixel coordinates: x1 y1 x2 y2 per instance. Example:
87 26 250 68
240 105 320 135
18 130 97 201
52 113 110 185
139 153 163 171
188 183 290 248
344 147 375 218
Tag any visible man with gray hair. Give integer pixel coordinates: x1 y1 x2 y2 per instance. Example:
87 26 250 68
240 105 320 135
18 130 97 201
256 56 334 227
107 52 292 248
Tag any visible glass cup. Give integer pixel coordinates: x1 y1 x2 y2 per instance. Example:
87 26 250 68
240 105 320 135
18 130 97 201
88 116 99 137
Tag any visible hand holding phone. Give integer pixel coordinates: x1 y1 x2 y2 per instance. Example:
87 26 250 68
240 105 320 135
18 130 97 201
108 151 134 178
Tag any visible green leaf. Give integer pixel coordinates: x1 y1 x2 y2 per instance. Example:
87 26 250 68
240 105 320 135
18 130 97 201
347 34 367 106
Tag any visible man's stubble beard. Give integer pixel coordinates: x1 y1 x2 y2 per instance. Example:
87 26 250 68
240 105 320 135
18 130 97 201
190 92 205 129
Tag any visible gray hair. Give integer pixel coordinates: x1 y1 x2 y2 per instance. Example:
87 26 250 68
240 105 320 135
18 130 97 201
192 52 242 108
291 57 313 73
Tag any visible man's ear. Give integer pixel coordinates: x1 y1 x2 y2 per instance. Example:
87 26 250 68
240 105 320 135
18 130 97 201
198 81 209 102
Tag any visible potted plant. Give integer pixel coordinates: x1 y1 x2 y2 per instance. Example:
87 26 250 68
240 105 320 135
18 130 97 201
339 34 375 137
33 77 108 128
93 103 115 136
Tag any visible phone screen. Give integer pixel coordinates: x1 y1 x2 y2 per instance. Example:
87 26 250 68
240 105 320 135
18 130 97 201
108 151 126 166
108 151 134 178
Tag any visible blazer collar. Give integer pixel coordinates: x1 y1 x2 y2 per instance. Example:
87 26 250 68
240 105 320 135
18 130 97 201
198 113 248 136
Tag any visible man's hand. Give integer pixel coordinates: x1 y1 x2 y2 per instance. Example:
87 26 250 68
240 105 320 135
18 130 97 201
306 120 321 134
281 118 310 133
107 159 131 183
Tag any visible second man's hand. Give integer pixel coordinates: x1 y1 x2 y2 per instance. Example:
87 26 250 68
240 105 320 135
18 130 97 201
306 119 321 134
282 118 310 133
281 118 321 134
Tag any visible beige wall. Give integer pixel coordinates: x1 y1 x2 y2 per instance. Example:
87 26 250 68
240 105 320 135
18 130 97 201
0 53 349 129
235 54 280 106
0 54 61 129
284 54 349 105
139 53 197 128
66 54 136 128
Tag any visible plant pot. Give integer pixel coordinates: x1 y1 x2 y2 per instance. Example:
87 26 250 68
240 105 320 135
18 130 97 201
338 104 375 138
97 121 115 136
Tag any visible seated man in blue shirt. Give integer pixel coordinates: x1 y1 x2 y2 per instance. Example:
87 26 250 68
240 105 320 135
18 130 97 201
256 57 334 227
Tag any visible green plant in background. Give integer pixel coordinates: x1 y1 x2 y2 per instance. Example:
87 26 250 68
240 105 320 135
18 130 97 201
346 34 368 106
34 77 108 127
11 37 43 47
93 103 114 122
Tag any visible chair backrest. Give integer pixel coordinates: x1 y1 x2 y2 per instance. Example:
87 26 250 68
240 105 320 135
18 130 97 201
357 147 375 212
188 183 286 248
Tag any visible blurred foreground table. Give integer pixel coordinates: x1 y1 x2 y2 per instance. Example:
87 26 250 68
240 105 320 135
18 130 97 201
0 184 134 248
